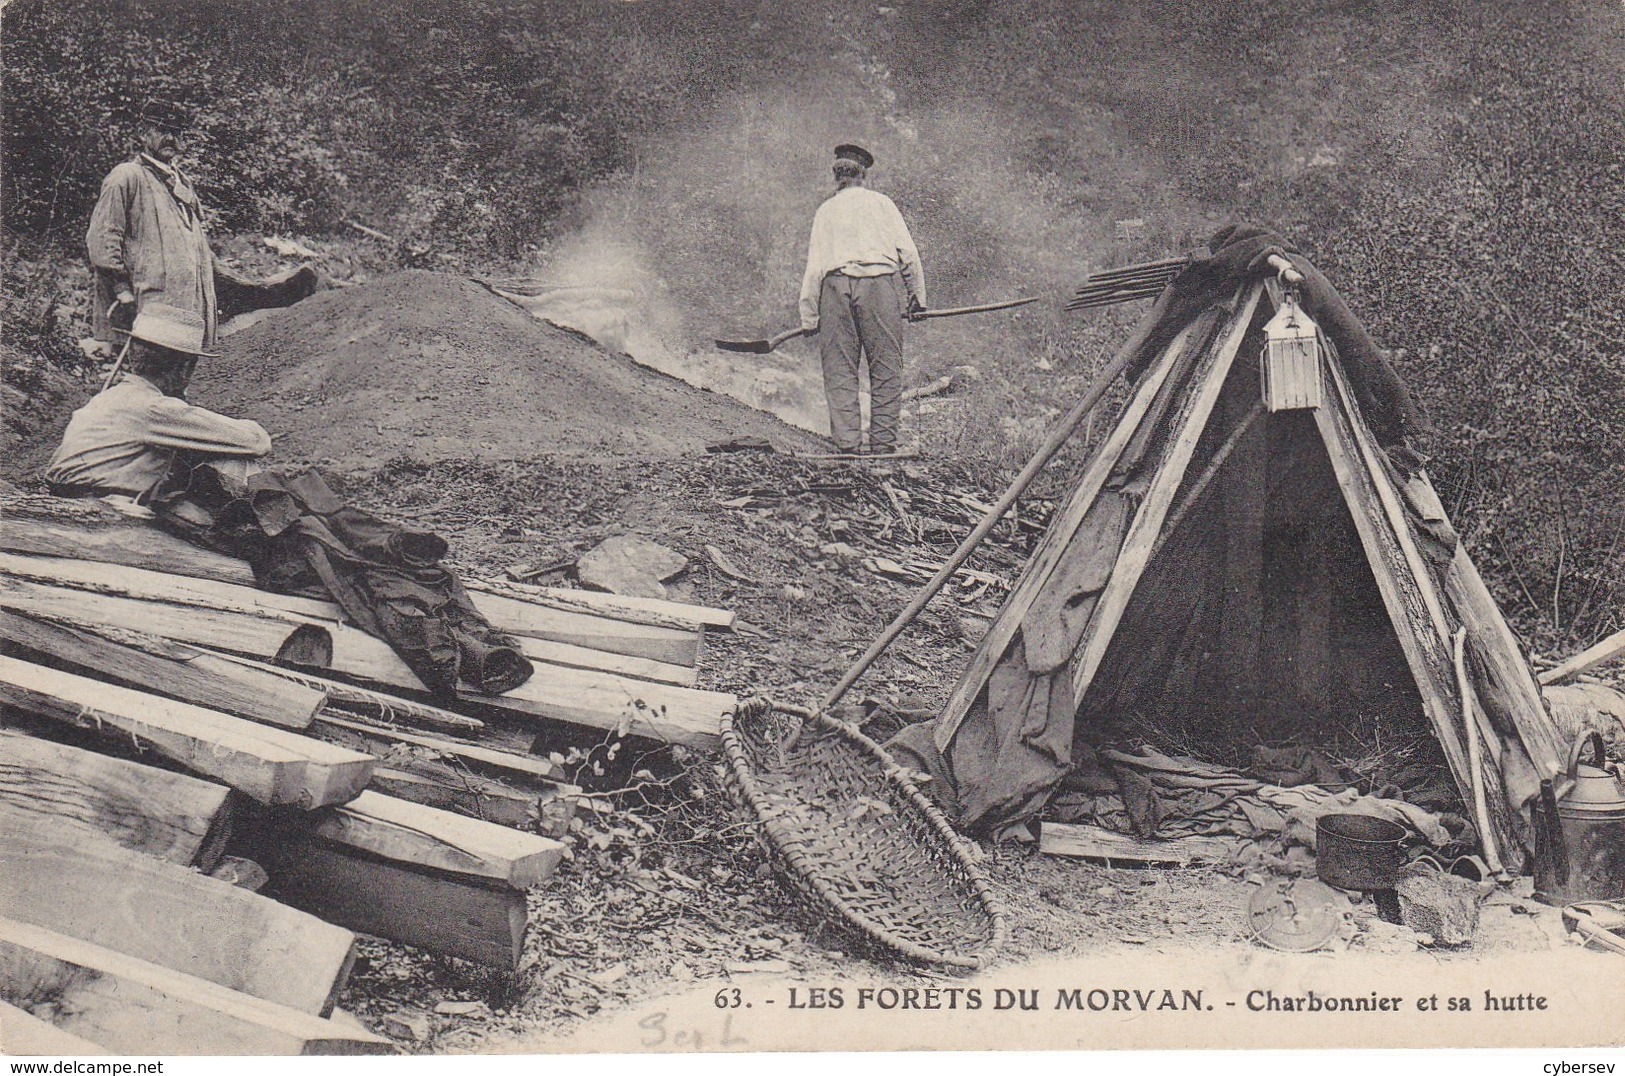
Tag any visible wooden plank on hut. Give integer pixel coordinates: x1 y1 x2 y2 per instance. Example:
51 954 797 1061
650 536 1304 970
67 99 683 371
0 825 355 1017
0 917 390 1055
311 790 564 889
0 1000 112 1055
0 730 234 869
935 314 1195 749
1539 626 1625 688
1070 284 1264 699
1038 821 1235 865
0 577 733 746
1312 348 1521 863
265 841 528 970
0 656 374 808
1442 541 1566 777
0 540 703 666
0 607 325 730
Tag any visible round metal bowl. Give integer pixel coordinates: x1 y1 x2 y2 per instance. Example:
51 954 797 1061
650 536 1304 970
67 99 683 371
1316 813 1408 891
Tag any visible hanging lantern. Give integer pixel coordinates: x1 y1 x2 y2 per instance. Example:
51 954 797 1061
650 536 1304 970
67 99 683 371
1260 292 1324 411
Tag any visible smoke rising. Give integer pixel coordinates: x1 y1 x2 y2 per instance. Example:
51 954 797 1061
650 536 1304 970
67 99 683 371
520 4 1166 447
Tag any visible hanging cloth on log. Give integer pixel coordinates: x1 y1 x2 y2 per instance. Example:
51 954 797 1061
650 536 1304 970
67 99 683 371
153 462 532 697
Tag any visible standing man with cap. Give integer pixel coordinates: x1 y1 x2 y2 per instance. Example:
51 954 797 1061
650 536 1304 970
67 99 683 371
86 100 218 359
798 144 925 455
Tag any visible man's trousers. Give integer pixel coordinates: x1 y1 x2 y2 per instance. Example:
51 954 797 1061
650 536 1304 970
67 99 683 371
817 272 906 453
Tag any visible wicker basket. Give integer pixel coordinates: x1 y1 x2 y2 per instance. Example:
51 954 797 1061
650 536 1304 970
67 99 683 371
720 698 1006 971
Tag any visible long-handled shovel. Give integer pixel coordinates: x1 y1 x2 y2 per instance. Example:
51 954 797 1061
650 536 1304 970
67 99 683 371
715 296 1038 354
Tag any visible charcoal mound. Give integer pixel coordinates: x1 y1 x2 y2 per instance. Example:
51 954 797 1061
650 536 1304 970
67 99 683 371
193 271 819 469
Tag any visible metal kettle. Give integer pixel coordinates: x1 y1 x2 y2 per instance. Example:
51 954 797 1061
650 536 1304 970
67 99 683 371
1533 732 1625 905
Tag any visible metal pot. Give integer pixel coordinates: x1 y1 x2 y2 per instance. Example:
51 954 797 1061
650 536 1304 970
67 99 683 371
1534 732 1625 906
1316 813 1407 891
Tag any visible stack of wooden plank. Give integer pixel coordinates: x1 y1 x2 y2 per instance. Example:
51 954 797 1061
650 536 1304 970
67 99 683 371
0 492 741 1054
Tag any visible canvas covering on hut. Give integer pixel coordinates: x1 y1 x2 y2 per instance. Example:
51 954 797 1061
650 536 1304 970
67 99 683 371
912 260 1567 869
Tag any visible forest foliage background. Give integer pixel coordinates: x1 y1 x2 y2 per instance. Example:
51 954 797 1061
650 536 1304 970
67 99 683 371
3 0 1621 648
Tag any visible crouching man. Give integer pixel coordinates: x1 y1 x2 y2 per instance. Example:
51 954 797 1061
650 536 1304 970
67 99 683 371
45 305 269 501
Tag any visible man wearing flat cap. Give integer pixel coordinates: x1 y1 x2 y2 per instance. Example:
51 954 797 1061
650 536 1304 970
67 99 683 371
798 144 925 455
87 100 219 358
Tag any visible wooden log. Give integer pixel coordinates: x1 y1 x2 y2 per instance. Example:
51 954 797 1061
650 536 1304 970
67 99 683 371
0 513 257 586
466 578 734 633
0 572 320 664
0 490 732 632
312 713 565 784
0 825 355 1017
1 999 112 1054
0 550 700 674
1539 626 1625 687
1038 821 1236 865
0 730 234 869
0 607 325 729
480 665 732 748
0 917 390 1055
507 634 697 686
204 651 484 732
364 769 542 831
0 538 704 664
309 790 564 889
0 577 733 746
311 717 577 835
0 656 374 808
264 841 528 970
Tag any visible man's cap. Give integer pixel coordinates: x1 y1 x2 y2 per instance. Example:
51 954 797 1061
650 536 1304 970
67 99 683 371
114 96 191 132
834 144 875 169
114 303 218 357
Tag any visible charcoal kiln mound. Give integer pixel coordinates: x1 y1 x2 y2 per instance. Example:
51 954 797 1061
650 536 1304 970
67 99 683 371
192 271 820 470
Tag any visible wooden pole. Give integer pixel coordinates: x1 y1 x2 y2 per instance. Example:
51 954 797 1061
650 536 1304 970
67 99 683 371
1538 626 1625 686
